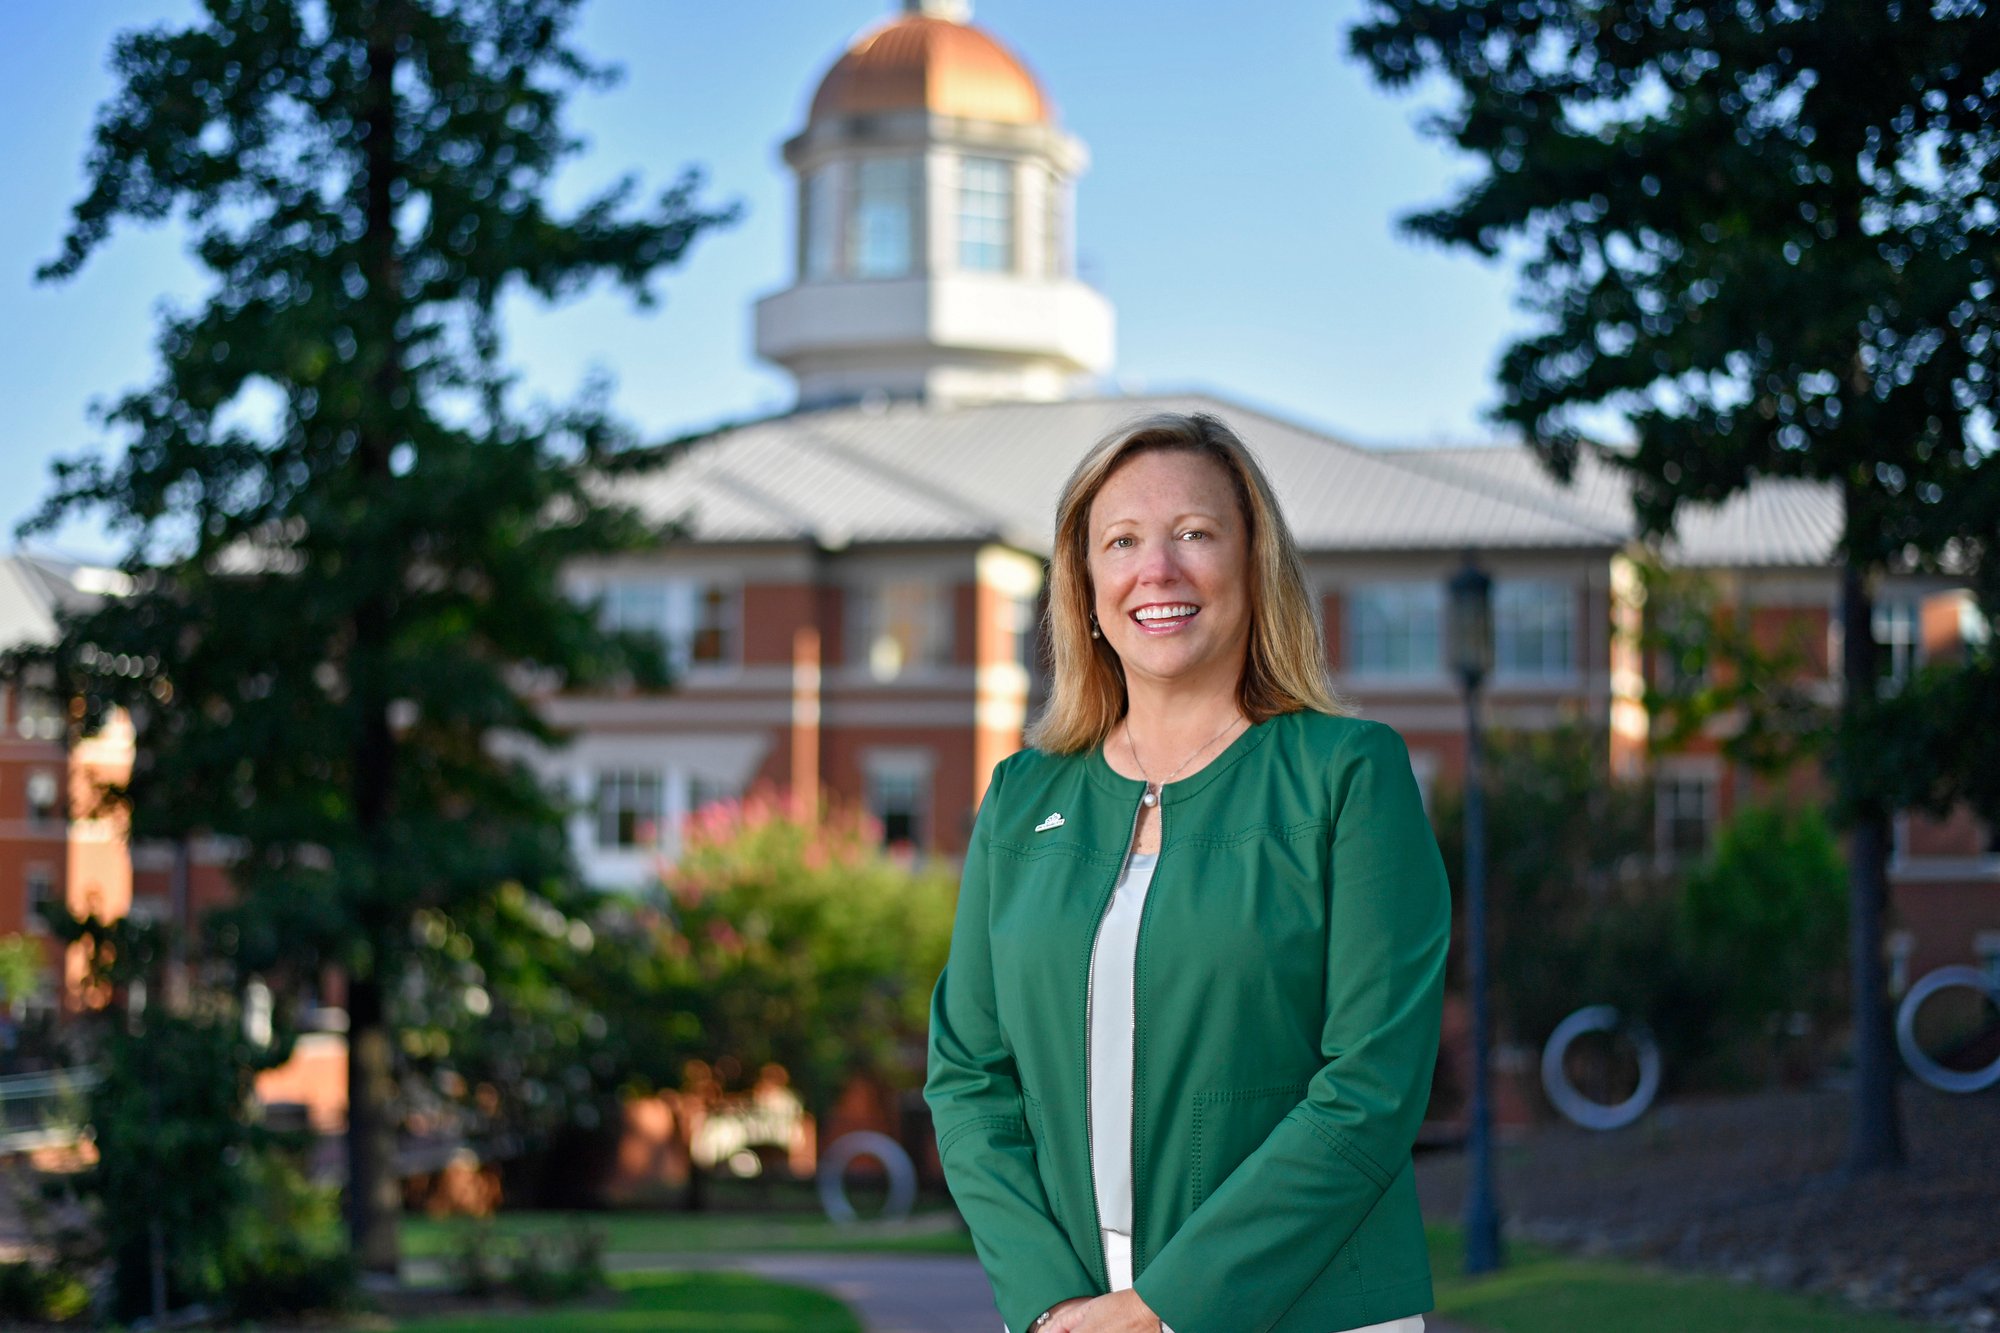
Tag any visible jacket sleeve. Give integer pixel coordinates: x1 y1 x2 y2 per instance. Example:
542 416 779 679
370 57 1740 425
924 755 1099 1332
1133 720 1451 1333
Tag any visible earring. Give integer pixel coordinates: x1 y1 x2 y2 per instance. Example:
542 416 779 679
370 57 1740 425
1089 614 1101 639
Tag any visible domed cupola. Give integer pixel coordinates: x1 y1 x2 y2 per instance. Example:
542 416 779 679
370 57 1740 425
754 0 1115 409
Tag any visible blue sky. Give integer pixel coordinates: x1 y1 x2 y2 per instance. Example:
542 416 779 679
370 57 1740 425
1 1 1535 562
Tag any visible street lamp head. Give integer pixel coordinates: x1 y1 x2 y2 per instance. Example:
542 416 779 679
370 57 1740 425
1448 550 1494 687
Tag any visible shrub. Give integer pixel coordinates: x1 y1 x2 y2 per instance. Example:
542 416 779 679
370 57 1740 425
1679 799 1848 1080
0 1260 91 1325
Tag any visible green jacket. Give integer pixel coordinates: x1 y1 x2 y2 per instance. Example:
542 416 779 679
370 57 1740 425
924 708 1451 1333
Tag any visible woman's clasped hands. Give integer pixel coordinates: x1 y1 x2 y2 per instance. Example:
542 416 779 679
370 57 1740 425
1039 1289 1163 1332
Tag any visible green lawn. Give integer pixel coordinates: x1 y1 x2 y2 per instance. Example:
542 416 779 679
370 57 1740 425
389 1270 860 1332
1426 1224 1925 1333
402 1207 977 1260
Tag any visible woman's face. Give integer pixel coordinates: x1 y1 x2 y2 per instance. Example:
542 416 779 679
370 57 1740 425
1085 449 1253 697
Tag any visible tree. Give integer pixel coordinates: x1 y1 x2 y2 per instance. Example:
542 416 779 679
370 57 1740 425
1352 0 2000 1177
12 0 736 1270
576 790 957 1208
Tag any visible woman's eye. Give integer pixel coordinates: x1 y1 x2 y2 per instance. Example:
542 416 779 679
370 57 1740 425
1180 529 1207 541
1111 535 1135 549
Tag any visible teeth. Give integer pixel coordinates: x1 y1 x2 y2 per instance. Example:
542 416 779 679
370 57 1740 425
1133 604 1198 622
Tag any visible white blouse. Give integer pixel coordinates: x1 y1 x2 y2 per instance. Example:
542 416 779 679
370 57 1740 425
1074 850 1426 1333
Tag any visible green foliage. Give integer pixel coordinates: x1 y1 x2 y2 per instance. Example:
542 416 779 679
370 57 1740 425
395 877 628 1153
216 1151 357 1319
0 1260 91 1325
1629 553 1833 776
1681 800 1849 1048
0 935 43 1017
1430 721 1664 1047
11 0 739 1264
443 1217 605 1303
602 791 958 1116
1347 0 2000 831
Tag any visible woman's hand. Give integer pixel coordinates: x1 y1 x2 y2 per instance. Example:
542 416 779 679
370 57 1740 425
1034 1295 1095 1330
1045 1289 1162 1332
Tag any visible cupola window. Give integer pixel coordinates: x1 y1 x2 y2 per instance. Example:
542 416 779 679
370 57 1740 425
958 155 1015 272
803 166 840 280
850 156 916 278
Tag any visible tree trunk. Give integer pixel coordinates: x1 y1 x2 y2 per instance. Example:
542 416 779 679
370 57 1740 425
345 2 409 1272
346 973 403 1273
1838 552 1905 1176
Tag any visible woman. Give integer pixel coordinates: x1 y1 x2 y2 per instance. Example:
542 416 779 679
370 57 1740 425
924 412 1450 1333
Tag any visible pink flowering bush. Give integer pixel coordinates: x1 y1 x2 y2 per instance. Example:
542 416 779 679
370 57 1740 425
627 785 957 1116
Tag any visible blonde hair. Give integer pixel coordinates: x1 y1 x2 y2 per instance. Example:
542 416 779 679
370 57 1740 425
1024 411 1353 754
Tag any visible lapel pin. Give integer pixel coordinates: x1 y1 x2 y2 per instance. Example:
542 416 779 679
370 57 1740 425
1034 812 1065 833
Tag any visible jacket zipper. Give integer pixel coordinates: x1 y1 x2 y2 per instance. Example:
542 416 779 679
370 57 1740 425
1082 787 1149 1292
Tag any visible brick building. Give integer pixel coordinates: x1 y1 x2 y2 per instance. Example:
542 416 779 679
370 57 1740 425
2 0 1994 1069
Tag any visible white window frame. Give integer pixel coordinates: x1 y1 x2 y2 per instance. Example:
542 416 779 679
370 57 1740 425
1872 595 1921 692
802 164 841 280
862 748 934 851
850 577 953 681
595 769 665 852
597 577 742 674
1653 757 1721 868
957 155 1015 273
24 864 55 935
25 770 60 829
850 156 916 280
1345 581 1445 680
1493 578 1577 682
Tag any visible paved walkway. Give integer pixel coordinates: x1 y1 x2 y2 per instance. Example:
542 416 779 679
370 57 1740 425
648 1252 1003 1332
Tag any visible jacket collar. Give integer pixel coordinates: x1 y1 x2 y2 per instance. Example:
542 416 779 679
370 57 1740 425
1082 709 1283 806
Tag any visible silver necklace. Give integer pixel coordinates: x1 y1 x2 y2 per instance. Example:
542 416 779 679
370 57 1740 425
1125 713 1243 808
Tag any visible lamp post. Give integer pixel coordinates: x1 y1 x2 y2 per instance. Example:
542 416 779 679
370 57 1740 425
1447 550 1504 1275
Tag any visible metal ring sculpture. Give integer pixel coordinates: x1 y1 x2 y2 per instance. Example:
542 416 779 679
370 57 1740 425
1895 965 2000 1094
817 1130 918 1224
1541 1004 1663 1131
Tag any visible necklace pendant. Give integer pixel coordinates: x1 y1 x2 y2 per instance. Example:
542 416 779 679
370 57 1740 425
1141 788 1158 808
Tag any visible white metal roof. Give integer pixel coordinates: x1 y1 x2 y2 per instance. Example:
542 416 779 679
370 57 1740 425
609 392 1844 565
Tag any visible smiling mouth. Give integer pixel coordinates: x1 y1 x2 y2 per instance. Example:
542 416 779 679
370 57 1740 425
1130 603 1200 633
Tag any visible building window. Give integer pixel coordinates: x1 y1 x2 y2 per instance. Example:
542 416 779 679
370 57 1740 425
850 156 915 279
852 579 952 680
1494 580 1575 680
958 155 1014 272
1872 596 1920 692
15 691 61 741
25 771 59 829
864 755 931 850
1346 582 1443 677
1655 770 1716 864
598 578 739 672
25 866 55 935
688 584 736 667
595 770 663 851
803 165 840 280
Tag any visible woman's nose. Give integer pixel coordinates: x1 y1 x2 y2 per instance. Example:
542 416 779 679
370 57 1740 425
1136 538 1183 583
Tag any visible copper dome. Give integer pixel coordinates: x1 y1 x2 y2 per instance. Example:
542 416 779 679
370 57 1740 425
809 15 1051 126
